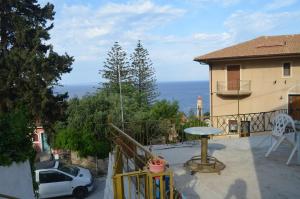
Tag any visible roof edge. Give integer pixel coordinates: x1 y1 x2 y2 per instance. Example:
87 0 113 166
194 53 300 64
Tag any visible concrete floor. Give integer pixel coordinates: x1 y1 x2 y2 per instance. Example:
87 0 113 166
152 134 300 199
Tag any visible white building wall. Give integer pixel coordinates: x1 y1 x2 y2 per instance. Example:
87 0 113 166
104 153 114 199
0 160 35 199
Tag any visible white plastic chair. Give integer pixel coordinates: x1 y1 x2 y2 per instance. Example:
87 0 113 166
265 113 297 165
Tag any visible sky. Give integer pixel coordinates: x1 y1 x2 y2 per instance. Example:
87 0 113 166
39 0 300 85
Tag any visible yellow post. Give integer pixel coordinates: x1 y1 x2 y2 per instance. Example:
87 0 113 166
159 175 164 199
169 172 174 199
148 173 154 199
113 175 124 199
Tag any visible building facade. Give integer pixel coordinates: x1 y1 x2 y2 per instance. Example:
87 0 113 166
194 34 300 121
33 126 50 153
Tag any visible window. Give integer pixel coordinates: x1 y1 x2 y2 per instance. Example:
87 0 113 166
39 171 72 183
283 62 291 77
58 162 79 177
229 120 238 133
33 133 39 142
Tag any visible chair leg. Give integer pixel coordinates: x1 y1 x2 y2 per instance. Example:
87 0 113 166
287 144 298 165
265 140 278 157
273 136 285 151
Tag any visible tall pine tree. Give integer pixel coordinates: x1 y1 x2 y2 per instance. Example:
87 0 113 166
0 1 73 134
100 42 131 93
130 40 158 107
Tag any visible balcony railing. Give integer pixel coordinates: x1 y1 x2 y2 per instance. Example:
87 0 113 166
112 109 287 146
217 80 251 96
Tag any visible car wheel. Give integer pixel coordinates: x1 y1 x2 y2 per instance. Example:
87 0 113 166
73 186 87 199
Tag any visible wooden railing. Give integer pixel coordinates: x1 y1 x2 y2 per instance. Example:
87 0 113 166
108 124 176 199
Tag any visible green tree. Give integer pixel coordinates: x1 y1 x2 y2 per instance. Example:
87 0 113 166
0 0 73 136
130 40 158 107
150 100 180 120
100 42 131 94
54 92 112 158
0 107 34 166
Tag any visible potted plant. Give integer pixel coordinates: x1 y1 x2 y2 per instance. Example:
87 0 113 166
148 157 166 173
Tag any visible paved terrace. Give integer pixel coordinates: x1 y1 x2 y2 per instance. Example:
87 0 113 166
152 134 300 199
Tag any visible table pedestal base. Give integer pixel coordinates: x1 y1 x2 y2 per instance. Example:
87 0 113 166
184 155 225 174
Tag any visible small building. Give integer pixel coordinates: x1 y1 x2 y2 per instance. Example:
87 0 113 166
194 34 300 121
33 126 50 153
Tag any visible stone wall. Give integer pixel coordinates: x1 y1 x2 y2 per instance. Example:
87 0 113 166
70 151 108 175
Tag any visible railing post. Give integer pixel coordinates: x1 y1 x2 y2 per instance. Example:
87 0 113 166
263 112 266 132
113 174 124 199
148 173 154 199
237 116 241 136
169 173 174 199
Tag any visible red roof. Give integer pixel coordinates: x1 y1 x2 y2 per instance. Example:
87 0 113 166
194 34 300 63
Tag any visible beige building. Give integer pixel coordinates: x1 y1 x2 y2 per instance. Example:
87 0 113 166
194 34 300 121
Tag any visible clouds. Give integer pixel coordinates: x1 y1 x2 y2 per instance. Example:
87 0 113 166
50 0 185 62
265 0 297 11
185 0 240 7
224 10 300 41
44 0 300 84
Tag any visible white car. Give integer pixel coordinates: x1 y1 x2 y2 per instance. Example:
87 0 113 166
35 160 94 199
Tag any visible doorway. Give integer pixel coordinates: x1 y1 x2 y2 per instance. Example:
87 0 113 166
227 65 240 90
288 95 300 120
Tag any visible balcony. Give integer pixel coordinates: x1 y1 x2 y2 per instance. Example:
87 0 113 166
216 80 251 96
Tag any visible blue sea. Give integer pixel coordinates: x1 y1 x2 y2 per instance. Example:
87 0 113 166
54 81 209 114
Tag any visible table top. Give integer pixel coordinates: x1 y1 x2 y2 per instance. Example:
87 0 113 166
184 127 223 136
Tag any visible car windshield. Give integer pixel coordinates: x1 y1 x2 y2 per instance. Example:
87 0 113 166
58 162 79 177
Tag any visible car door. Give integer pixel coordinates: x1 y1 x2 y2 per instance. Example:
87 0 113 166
38 170 73 198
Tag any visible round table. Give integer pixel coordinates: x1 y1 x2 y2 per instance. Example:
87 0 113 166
184 127 225 174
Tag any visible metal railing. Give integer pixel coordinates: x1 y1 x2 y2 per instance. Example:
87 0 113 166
209 109 287 135
107 109 287 198
113 109 287 146
121 119 207 146
217 80 251 93
108 124 175 199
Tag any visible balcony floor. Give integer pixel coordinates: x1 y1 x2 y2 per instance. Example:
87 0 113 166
217 90 251 96
152 134 300 199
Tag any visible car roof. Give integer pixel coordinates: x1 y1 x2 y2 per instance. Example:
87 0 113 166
35 160 58 170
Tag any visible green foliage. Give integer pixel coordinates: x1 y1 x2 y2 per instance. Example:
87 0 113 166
0 108 34 166
130 40 158 107
100 42 131 94
53 93 111 158
0 0 73 138
149 100 180 120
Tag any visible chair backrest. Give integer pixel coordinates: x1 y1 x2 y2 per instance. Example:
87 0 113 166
272 113 296 136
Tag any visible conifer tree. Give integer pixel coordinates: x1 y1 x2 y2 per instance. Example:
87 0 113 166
0 1 73 134
100 42 131 93
130 40 158 107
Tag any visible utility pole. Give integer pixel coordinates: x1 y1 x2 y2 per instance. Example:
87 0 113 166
237 80 241 136
118 64 125 131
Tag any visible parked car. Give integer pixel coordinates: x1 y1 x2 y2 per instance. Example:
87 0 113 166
35 160 94 198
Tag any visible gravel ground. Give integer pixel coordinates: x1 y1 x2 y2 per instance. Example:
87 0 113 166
51 176 106 199
86 177 106 199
